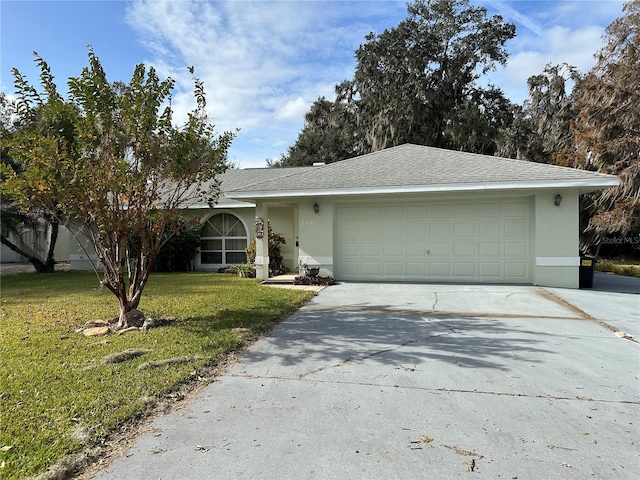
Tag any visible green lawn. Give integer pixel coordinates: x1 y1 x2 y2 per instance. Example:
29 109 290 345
0 271 312 479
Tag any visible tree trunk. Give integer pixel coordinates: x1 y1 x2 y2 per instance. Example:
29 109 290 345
0 233 56 273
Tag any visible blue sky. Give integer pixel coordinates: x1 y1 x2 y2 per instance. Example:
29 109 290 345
0 0 626 168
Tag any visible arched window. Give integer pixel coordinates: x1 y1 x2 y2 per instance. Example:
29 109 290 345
200 213 249 266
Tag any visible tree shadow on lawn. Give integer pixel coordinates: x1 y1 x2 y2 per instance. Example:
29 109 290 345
237 309 561 372
172 307 291 354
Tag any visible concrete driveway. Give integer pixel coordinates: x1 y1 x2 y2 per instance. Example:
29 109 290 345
93 280 639 479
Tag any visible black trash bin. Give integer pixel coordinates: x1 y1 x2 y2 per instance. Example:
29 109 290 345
579 256 595 289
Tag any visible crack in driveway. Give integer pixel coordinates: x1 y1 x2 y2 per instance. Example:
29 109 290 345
226 373 640 405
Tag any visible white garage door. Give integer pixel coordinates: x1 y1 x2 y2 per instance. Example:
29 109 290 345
335 198 532 283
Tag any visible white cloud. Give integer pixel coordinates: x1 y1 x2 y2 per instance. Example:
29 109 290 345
275 97 309 121
123 0 626 167
486 0 624 104
124 0 389 167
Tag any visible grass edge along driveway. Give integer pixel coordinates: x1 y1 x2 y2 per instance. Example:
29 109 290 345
0 271 313 479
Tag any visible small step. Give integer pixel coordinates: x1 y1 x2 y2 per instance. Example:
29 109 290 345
261 274 297 285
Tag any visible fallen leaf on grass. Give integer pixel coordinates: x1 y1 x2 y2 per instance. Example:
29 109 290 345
103 348 151 364
138 356 202 370
0 446 13 452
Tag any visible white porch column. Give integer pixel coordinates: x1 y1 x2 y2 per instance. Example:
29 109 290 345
254 201 269 280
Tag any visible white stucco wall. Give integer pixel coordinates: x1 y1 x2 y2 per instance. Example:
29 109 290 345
297 198 335 277
532 189 580 288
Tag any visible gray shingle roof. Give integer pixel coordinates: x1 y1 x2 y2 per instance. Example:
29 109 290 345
218 166 316 193
224 144 618 198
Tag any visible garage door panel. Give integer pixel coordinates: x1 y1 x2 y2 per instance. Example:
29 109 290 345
407 223 427 239
407 242 426 256
454 263 476 276
479 242 500 257
361 262 381 275
504 202 528 217
361 243 381 257
341 262 359 275
505 263 528 278
479 262 502 277
454 222 475 238
336 198 532 283
429 223 450 238
478 203 502 217
338 206 359 220
454 203 476 217
384 205 404 219
505 219 528 238
429 242 451 257
406 204 427 218
361 206 381 220
383 243 403 256
341 242 360 257
479 221 501 238
428 204 451 218
430 262 451 276
384 262 404 275
361 224 382 237
383 224 400 240
339 224 360 241
454 242 475 256
505 241 527 257
407 262 427 275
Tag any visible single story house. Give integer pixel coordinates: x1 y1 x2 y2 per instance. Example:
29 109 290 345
69 144 619 288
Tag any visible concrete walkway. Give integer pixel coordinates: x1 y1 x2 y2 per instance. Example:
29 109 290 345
92 280 639 479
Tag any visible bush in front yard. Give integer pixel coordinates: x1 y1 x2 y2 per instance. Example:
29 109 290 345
293 275 336 286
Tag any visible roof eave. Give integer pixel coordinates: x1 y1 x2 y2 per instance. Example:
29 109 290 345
225 177 620 200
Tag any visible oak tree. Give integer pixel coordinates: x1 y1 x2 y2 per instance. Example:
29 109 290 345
571 0 639 242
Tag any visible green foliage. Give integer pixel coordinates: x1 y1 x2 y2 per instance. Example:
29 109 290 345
2 49 236 326
596 260 640 278
0 93 61 273
245 220 287 275
129 219 203 272
569 0 640 241
293 275 336 286
0 271 312 479
274 0 516 167
270 95 360 167
154 222 203 272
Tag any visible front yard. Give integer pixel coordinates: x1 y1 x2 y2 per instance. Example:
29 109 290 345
0 271 312 479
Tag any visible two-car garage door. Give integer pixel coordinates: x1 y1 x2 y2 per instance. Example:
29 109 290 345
335 198 532 283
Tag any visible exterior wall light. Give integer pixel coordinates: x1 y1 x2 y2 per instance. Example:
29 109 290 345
554 194 562 207
313 202 320 214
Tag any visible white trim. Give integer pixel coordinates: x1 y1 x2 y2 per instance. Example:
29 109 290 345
299 256 333 266
186 200 256 209
536 257 580 267
226 178 619 200
255 256 269 265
